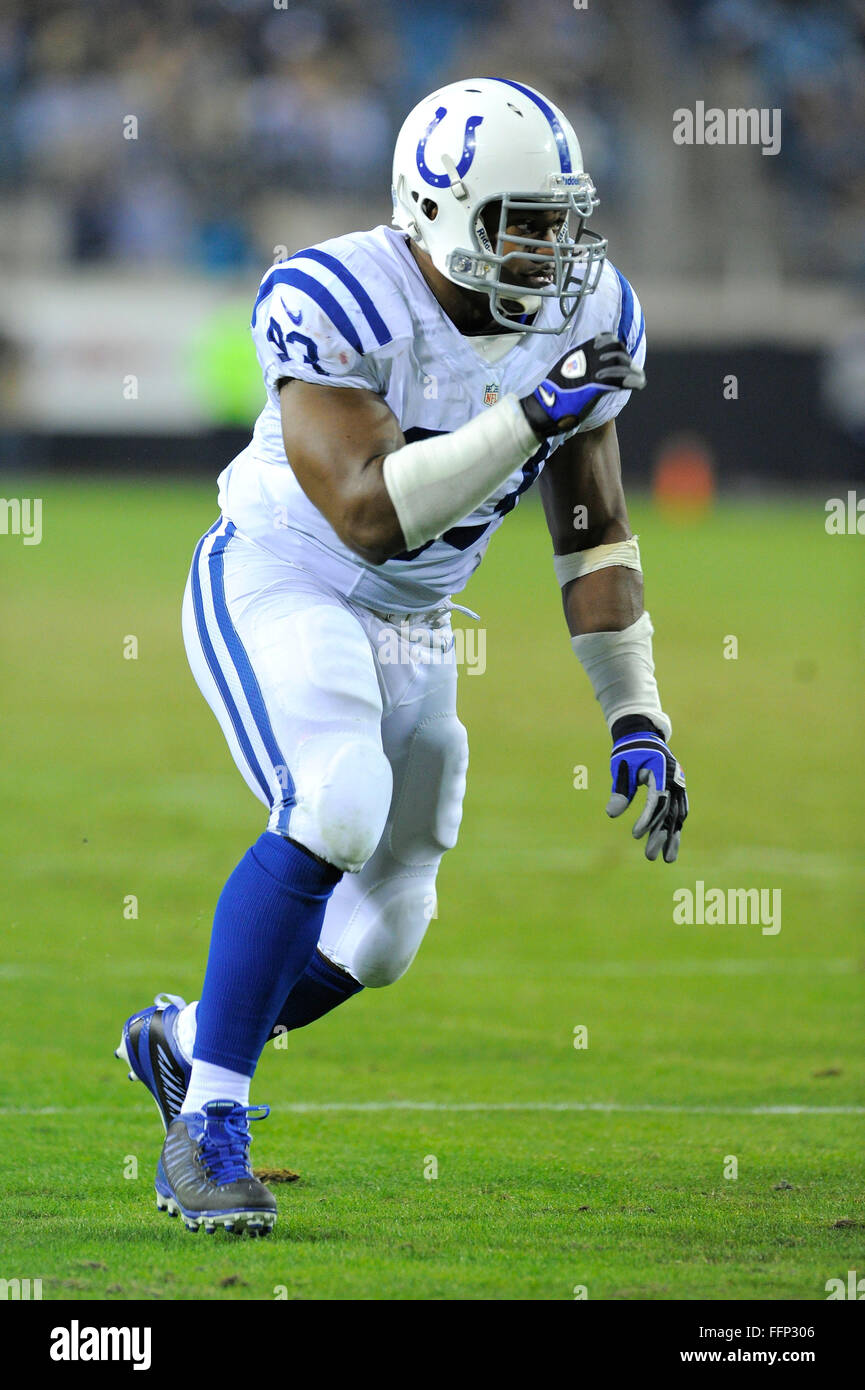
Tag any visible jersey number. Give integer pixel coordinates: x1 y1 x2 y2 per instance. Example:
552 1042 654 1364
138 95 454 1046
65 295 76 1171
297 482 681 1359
266 316 327 376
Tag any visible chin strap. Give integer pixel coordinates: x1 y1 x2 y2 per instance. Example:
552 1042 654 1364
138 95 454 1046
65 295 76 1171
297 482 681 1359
499 292 541 316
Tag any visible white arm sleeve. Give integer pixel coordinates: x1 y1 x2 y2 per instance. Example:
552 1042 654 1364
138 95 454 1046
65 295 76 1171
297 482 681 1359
382 394 539 551
570 611 672 741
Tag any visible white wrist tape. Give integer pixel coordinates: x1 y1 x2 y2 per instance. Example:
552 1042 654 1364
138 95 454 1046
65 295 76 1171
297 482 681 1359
383 394 539 551
554 535 641 587
570 610 672 741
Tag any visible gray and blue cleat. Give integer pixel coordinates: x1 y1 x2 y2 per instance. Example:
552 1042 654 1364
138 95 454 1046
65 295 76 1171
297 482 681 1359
155 1100 277 1236
115 994 192 1129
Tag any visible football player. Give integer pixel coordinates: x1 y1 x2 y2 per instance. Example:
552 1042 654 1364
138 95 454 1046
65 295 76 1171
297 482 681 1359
116 78 687 1236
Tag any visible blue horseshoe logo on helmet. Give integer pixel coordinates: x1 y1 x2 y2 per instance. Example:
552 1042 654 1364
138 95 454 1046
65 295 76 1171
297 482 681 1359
416 106 484 187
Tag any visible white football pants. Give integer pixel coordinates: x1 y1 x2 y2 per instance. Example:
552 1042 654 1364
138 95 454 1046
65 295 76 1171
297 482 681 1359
182 518 469 987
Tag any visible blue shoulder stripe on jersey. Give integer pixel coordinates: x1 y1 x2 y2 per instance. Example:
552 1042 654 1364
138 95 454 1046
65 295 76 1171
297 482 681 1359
485 78 572 173
612 265 636 348
290 248 392 347
250 268 363 355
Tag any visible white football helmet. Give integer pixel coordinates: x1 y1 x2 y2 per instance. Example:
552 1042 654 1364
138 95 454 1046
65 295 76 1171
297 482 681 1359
391 76 607 335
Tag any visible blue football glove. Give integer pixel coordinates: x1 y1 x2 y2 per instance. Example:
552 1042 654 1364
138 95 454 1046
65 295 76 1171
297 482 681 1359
521 332 646 439
607 717 688 863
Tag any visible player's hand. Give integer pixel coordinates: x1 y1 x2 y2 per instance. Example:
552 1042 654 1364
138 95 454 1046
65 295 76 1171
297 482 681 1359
606 717 688 863
520 332 646 439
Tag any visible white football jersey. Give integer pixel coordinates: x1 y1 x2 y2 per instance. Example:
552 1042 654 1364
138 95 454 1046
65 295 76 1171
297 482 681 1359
217 225 646 612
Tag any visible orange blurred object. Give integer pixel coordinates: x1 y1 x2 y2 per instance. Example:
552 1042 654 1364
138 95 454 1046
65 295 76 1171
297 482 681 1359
652 435 716 519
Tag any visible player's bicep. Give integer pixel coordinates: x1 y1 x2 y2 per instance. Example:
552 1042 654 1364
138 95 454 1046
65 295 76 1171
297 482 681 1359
279 379 405 559
280 378 403 482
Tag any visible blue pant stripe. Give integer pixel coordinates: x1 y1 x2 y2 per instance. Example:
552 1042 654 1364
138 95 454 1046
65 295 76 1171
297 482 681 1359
207 522 296 808
190 522 273 805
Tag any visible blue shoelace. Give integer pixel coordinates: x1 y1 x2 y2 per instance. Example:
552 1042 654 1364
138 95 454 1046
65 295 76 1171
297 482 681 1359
198 1103 270 1185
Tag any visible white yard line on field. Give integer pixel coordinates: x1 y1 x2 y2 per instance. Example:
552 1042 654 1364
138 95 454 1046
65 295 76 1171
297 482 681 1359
282 1102 865 1115
2 1101 863 1117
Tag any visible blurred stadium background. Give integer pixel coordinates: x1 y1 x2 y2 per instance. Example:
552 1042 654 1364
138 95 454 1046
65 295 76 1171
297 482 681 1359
2 0 865 484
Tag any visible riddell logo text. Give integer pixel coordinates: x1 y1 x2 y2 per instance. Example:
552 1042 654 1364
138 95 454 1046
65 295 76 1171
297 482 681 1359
49 1321 152 1371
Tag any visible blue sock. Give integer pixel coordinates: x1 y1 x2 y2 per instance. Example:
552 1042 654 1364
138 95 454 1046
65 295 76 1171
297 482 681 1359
272 948 364 1034
194 832 342 1076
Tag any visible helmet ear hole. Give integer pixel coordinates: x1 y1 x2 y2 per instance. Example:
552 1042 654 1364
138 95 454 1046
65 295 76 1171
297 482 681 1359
420 198 438 222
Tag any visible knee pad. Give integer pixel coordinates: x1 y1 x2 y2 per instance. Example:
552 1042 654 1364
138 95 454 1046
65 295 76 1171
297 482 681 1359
388 714 469 866
330 874 437 987
284 733 393 873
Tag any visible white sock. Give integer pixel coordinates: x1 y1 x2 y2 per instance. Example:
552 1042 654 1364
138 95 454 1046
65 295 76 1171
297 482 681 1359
175 1001 198 1064
183 1059 250 1114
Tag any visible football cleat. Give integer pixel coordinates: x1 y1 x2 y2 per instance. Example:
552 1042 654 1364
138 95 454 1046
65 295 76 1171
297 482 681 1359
115 993 192 1130
155 1100 277 1236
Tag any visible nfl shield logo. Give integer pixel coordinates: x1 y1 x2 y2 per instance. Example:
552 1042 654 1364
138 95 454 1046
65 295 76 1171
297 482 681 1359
483 382 499 406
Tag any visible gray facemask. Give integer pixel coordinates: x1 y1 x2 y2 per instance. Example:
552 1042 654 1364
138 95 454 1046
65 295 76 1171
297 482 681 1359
446 177 608 335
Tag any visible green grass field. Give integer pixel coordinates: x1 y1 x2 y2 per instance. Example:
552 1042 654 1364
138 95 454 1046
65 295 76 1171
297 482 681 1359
1 478 862 1301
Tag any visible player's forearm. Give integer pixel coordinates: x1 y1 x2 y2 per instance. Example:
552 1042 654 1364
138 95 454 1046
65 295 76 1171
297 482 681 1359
333 395 539 563
335 458 408 565
563 560 643 635
295 393 539 565
381 335 644 557
555 537 671 740
382 395 539 553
